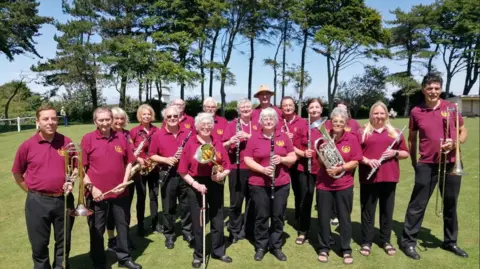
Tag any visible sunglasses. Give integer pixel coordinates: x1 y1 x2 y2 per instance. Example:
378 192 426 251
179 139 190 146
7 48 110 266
166 114 179 119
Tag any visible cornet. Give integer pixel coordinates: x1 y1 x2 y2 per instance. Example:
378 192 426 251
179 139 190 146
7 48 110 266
194 143 225 184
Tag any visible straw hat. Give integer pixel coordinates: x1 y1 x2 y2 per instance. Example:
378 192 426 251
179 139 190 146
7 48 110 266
254 85 274 98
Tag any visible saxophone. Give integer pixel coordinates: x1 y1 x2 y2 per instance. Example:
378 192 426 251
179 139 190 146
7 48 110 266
130 130 156 177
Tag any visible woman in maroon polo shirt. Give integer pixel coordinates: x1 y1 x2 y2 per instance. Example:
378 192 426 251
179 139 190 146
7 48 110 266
293 98 323 245
316 107 362 265
178 112 232 268
222 98 258 243
130 104 160 236
244 107 297 262
358 101 409 257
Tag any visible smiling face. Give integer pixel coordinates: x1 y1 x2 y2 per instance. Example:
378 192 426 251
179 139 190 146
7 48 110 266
95 111 113 133
308 101 323 119
140 109 153 125
197 119 213 137
331 115 346 134
203 101 217 115
36 109 58 136
422 82 442 104
112 115 126 131
281 98 295 116
239 102 252 118
370 104 387 127
164 107 180 128
257 92 273 105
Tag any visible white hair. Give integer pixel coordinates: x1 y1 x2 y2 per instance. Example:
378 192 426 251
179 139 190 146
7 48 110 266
259 107 278 126
161 105 180 119
203 97 217 107
237 98 252 109
111 107 129 127
194 112 215 131
330 107 349 121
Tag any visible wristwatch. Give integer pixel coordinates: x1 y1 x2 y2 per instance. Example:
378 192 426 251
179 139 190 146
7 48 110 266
85 183 93 191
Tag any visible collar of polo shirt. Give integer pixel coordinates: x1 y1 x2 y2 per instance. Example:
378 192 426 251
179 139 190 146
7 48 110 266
419 99 445 111
94 128 116 140
35 132 61 144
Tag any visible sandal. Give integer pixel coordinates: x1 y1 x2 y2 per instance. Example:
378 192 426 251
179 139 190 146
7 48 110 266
295 235 307 245
343 254 354 265
317 252 329 263
383 243 396 256
359 244 371 256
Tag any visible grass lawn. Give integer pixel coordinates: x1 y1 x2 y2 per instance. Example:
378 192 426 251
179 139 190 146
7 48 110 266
0 118 478 269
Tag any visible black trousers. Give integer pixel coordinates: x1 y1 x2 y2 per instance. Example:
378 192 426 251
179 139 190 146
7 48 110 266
401 162 461 247
107 183 135 231
296 172 316 236
135 171 159 226
227 168 250 238
316 187 353 254
87 195 131 267
189 177 226 259
290 163 300 220
25 192 74 269
249 184 290 250
360 182 396 246
161 170 192 239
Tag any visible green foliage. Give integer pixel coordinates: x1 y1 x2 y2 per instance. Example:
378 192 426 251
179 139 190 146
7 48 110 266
0 0 53 61
0 81 37 118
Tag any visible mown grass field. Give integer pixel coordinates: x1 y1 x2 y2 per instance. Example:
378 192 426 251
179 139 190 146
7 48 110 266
0 118 478 269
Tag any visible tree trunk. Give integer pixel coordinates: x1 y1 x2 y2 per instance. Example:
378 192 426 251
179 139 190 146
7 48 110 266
281 18 287 100
90 81 98 109
404 52 413 117
272 34 282 106
248 35 254 99
180 49 187 100
427 43 440 73
4 82 22 120
119 75 127 108
208 29 220 97
155 79 163 117
298 29 308 116
199 39 205 102
463 42 479 95
138 79 143 103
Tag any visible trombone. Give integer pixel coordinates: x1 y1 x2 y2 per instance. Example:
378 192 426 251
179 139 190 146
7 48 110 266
435 103 464 217
62 142 93 268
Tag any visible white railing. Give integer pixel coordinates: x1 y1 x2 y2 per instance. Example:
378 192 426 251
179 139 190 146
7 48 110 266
0 116 64 132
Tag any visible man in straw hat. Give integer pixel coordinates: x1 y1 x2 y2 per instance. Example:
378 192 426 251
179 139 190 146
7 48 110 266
252 85 282 124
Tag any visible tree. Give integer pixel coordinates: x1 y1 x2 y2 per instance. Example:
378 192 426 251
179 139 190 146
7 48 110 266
336 66 388 117
0 0 53 61
284 64 312 106
313 0 391 111
0 79 31 119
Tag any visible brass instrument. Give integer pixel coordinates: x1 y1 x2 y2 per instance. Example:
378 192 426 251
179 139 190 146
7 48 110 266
131 130 157 177
311 117 346 179
435 103 464 217
194 143 225 184
62 142 92 268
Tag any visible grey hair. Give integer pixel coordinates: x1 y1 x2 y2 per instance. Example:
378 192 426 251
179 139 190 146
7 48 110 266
194 112 215 131
259 107 278 126
111 107 129 126
330 107 349 121
237 98 252 109
93 107 113 122
161 105 180 119
203 97 217 107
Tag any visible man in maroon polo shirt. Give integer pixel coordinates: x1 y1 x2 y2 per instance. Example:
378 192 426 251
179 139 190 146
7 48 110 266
203 97 228 141
164 98 195 130
12 105 75 269
251 85 282 124
81 107 142 269
401 73 468 260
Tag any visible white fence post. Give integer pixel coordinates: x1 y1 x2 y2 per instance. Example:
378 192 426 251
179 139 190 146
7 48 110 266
17 117 21 132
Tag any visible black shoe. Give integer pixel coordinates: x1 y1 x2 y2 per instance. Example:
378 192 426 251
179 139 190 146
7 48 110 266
254 248 266 261
229 234 239 244
271 249 287 261
165 238 175 249
184 235 194 243
152 223 163 233
192 259 202 268
211 255 232 263
442 244 468 258
107 237 117 251
137 223 144 237
402 246 421 260
119 260 142 269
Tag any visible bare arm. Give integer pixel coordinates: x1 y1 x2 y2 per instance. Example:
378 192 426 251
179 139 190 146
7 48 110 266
12 173 28 193
408 129 418 167
458 125 467 144
280 152 298 167
244 157 266 174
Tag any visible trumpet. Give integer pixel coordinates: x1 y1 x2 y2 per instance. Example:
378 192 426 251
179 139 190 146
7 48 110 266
435 103 464 217
311 117 346 179
62 142 92 268
194 143 225 184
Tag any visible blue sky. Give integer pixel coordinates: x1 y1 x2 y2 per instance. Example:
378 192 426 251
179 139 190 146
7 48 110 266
0 0 477 105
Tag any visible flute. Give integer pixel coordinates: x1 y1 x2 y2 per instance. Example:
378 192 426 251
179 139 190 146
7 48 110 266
235 115 241 165
307 114 311 173
270 136 276 199
366 125 407 180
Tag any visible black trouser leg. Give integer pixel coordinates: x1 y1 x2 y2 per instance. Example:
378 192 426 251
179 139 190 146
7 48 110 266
228 168 249 238
244 183 254 239
402 163 442 247
335 187 354 254
135 175 147 224
316 189 334 253
332 198 338 219
188 177 226 259
146 172 160 226
86 197 108 268
440 164 461 246
297 172 315 236
290 164 300 220
178 176 192 238
112 196 132 263
269 184 290 250
161 173 180 239
52 194 75 269
378 183 396 245
360 183 379 246
106 203 115 231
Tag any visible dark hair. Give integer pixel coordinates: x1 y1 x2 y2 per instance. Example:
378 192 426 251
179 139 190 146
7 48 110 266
421 73 443 89
334 99 349 107
280 96 295 106
307 98 323 108
35 105 56 119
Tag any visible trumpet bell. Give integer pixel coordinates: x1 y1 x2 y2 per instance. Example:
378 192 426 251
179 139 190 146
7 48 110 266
450 162 465 176
70 204 93 217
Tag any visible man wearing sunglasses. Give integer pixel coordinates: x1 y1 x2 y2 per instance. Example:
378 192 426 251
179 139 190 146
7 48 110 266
162 99 195 130
203 97 228 142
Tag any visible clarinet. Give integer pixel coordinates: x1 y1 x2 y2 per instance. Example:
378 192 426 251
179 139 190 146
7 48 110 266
270 136 276 199
235 116 241 165
158 130 193 186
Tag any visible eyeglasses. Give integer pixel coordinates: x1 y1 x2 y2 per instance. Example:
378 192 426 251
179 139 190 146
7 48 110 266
166 114 179 119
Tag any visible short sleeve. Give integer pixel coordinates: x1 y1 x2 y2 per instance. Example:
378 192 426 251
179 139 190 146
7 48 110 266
177 141 190 174
409 111 418 131
397 133 409 153
80 135 91 168
284 133 295 153
222 121 234 143
243 136 255 158
11 142 28 174
148 132 160 157
125 139 136 163
350 136 363 161
219 144 231 169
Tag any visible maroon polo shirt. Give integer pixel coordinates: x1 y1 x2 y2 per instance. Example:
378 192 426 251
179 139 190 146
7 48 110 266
130 124 159 159
295 123 322 175
162 114 195 130
81 129 136 199
149 126 193 170
277 114 307 135
212 115 228 142
244 131 295 187
358 128 409 184
177 136 231 177
316 132 363 191
12 132 73 193
221 118 260 169
251 104 282 125
410 99 464 164
325 118 361 134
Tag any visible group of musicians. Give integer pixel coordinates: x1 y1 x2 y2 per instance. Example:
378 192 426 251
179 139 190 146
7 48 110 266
12 73 469 269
